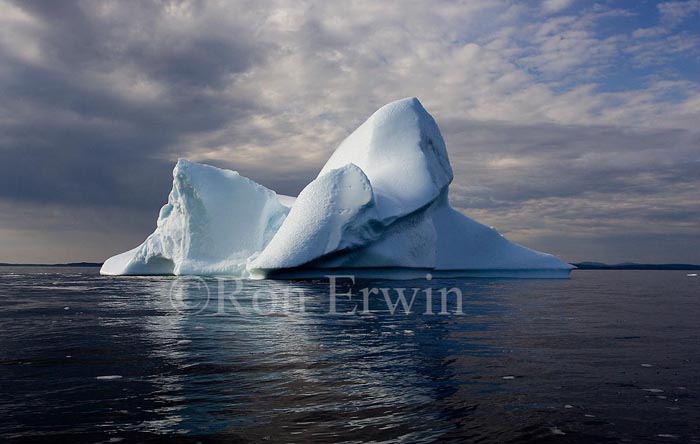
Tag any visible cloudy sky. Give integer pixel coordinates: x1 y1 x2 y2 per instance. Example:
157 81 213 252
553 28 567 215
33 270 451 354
1 0 699 264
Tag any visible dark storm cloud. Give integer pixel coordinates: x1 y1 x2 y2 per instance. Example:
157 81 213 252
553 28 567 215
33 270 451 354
13 0 259 85
0 0 265 210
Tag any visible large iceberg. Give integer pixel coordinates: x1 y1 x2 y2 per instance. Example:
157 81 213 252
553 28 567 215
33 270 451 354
102 98 573 278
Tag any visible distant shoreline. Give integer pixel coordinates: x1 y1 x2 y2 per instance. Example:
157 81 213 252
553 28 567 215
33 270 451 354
571 262 700 270
1 262 699 271
0 262 103 267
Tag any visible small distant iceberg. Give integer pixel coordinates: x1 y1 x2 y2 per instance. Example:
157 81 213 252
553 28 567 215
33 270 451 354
101 98 573 279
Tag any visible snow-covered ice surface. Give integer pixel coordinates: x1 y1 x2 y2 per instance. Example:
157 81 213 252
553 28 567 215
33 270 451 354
251 163 381 271
318 97 452 221
102 98 573 278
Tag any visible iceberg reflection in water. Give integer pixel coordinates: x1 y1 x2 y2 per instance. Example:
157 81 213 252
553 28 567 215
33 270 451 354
1 267 699 443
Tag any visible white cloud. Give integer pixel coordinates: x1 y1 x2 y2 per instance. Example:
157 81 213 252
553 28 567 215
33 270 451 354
541 0 575 14
0 0 44 65
632 26 668 39
658 0 700 25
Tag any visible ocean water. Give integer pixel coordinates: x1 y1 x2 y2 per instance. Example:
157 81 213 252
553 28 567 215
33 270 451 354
0 267 698 443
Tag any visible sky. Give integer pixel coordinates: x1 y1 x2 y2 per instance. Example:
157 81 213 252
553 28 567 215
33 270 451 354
0 0 699 264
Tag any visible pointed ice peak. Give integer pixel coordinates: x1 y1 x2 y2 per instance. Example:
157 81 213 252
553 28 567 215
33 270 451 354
174 157 238 181
320 97 452 220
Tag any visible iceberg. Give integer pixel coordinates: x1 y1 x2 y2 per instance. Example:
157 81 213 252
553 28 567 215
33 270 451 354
100 159 289 276
101 98 573 278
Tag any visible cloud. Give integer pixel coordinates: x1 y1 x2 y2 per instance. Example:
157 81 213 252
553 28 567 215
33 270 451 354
0 0 698 263
658 0 700 26
442 120 700 243
541 0 575 14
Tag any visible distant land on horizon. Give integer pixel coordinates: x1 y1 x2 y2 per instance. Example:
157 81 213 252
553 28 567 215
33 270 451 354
0 262 103 267
1 262 700 271
571 262 700 270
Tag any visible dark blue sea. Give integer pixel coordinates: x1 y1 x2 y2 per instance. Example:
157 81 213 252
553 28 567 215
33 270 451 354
0 267 698 443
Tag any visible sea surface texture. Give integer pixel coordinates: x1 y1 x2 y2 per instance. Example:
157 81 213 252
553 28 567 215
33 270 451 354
0 267 698 443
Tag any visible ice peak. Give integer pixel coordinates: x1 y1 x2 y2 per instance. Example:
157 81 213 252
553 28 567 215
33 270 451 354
367 97 428 124
174 157 194 172
320 97 452 220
